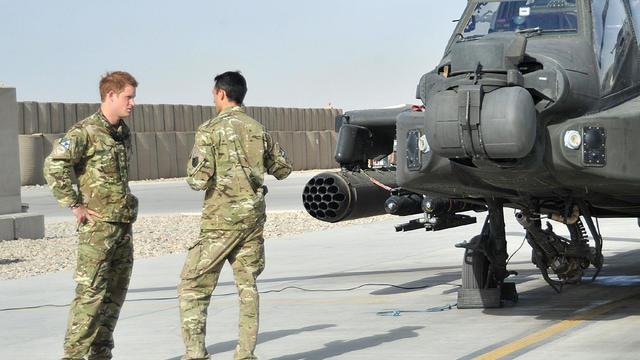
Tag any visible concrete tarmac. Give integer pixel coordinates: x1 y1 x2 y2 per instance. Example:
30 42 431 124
3 211 640 359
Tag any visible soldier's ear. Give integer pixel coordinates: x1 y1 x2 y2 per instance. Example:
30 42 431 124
106 90 117 103
217 89 227 101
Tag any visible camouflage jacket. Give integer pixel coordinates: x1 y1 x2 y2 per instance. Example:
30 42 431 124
43 112 138 223
187 106 292 229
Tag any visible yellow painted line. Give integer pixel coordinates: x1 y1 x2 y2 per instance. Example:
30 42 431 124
473 295 636 360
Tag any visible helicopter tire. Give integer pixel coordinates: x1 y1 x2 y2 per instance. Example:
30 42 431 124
458 235 501 308
461 235 490 289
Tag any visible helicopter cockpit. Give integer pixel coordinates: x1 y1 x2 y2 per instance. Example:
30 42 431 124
461 0 578 39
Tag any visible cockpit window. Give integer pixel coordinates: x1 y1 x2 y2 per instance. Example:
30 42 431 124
461 0 578 40
628 0 640 46
592 0 633 95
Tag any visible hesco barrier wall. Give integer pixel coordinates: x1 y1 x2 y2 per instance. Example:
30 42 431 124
17 102 341 185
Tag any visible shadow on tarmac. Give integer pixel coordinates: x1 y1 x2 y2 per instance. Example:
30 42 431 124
270 326 423 360
165 324 336 360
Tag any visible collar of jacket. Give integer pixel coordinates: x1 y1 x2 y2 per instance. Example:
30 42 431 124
96 110 122 130
96 111 128 142
217 105 244 117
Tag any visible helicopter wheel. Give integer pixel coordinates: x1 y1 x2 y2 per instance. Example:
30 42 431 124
458 235 501 308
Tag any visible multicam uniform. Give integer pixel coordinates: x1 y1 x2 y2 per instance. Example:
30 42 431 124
178 106 292 360
43 112 138 360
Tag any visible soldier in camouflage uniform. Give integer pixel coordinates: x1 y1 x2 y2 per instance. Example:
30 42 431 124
178 71 292 360
43 71 139 360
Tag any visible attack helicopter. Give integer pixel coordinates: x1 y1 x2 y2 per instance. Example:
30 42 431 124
302 0 640 308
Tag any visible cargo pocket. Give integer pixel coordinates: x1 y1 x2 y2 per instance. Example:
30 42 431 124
73 243 108 287
180 242 205 280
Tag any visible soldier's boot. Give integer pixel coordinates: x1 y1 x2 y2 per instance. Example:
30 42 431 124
180 355 211 360
234 349 258 360
87 353 110 359
61 347 88 360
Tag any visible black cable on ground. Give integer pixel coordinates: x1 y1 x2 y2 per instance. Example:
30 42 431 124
0 282 437 312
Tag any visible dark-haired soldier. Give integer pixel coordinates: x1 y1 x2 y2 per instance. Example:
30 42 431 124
43 71 139 360
178 71 292 360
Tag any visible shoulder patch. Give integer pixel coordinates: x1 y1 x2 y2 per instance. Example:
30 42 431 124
279 147 286 157
191 151 199 167
59 139 71 150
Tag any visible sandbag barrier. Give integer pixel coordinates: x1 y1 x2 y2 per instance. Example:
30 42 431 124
17 102 341 185
17 102 341 134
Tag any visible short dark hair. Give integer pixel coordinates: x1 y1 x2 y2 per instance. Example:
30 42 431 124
214 71 247 105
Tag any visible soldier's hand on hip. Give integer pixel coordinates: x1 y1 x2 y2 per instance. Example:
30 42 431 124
71 205 103 225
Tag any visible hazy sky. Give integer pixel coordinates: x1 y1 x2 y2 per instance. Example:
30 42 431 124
1 0 468 111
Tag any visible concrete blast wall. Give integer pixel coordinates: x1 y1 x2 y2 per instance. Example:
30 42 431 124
1 88 22 214
1 88 44 240
16 102 341 185
17 103 341 134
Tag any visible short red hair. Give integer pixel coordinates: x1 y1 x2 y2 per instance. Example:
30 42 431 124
99 71 138 101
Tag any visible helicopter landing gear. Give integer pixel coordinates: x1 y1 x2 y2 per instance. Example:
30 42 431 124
456 200 516 308
516 203 603 293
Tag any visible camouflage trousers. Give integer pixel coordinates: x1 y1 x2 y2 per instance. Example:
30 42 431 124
178 224 265 360
61 221 133 360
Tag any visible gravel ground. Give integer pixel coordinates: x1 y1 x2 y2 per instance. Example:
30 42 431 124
0 211 393 280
